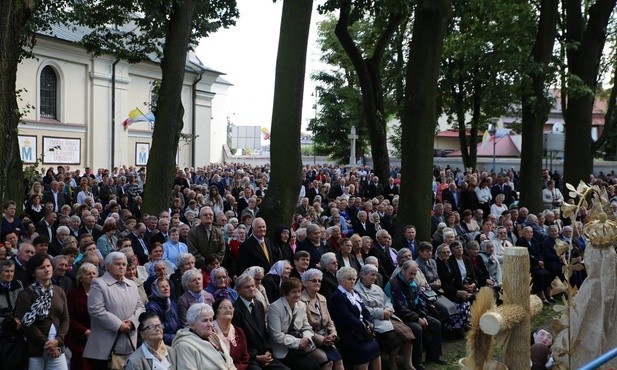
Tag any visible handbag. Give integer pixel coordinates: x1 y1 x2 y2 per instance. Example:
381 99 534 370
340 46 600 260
107 332 135 370
0 326 27 370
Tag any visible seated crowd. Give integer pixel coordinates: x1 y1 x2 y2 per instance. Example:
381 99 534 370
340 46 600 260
0 163 596 370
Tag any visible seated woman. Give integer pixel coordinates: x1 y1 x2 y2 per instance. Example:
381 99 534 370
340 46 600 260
172 303 235 369
267 277 330 370
169 253 195 300
355 264 415 370
336 238 360 272
125 312 177 370
435 242 474 336
145 277 181 345
318 253 339 300
177 268 215 327
144 260 176 297
206 267 239 303
478 240 503 289
328 266 382 370
262 260 292 303
212 298 253 370
465 241 495 288
300 269 344 370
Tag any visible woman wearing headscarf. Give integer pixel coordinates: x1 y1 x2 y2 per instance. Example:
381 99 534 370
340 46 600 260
145 277 180 345
272 226 293 263
262 260 292 303
206 266 239 303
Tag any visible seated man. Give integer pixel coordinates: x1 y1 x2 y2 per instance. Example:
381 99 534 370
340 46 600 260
386 260 445 369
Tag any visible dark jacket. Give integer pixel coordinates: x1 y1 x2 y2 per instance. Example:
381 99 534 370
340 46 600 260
385 272 427 324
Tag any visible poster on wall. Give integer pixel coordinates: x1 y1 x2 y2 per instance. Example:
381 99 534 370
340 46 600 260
42 136 81 164
18 135 37 164
136 142 150 166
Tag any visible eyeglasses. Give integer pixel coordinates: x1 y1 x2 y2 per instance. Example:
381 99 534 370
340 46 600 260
308 279 322 284
143 324 164 331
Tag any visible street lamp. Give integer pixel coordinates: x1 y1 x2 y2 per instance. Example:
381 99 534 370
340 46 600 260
488 117 498 173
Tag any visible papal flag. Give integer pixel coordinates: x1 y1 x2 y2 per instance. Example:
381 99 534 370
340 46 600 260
122 108 155 129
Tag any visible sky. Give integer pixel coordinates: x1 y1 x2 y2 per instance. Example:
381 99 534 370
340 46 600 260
195 0 327 133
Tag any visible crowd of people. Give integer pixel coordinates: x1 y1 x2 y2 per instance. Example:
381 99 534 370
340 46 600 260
0 162 608 370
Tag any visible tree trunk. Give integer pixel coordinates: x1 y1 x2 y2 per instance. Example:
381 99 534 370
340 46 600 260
519 0 558 214
259 0 313 237
600 66 617 160
143 0 196 215
335 1 405 184
0 0 31 210
563 0 616 187
398 0 451 241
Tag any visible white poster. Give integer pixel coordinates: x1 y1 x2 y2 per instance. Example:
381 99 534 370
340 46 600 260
136 142 150 166
42 136 81 164
18 135 37 164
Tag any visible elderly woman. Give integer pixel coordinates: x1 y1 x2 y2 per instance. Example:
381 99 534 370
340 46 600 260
172 303 236 369
435 242 474 336
145 277 180 345
349 234 366 266
300 269 344 370
177 268 215 326
336 238 360 272
262 260 292 303
328 267 381 370
124 312 177 370
267 278 329 370
0 259 24 333
170 253 195 300
212 298 253 370
66 262 98 370
490 194 509 217
478 240 502 288
318 252 339 300
229 225 248 262
15 253 69 370
207 267 239 303
126 256 148 306
272 226 293 263
243 266 270 311
466 241 495 288
83 252 145 369
355 264 415 370
144 259 176 297
96 222 118 258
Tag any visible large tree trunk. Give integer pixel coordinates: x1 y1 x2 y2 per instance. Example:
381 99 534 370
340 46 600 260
259 0 313 237
563 0 616 187
143 0 196 215
519 0 559 214
398 0 451 240
335 1 404 184
0 0 31 210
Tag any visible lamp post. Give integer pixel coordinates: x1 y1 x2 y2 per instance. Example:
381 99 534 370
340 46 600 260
488 117 498 173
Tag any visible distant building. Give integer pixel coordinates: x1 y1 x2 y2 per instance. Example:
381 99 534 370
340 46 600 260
16 25 230 171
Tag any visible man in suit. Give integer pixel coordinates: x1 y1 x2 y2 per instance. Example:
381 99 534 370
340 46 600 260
150 217 170 245
441 181 462 213
369 229 398 279
236 217 276 276
232 274 290 370
296 224 327 269
79 215 103 241
397 225 419 260
128 222 150 265
42 181 67 213
491 175 514 206
36 212 57 243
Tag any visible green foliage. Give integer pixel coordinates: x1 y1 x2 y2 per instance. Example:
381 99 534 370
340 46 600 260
65 0 238 62
309 14 404 162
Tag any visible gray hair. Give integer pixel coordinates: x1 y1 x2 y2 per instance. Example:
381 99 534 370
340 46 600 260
396 248 412 263
358 263 378 279
295 228 307 239
301 268 323 285
186 303 214 326
52 255 69 268
70 215 81 223
401 259 418 271
320 252 336 269
176 253 195 269
62 235 78 247
365 256 379 266
306 223 320 235
243 265 265 277
234 273 254 290
104 251 127 267
336 266 357 283
0 259 15 272
181 268 202 290
56 226 70 236
479 240 494 253
76 262 98 286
